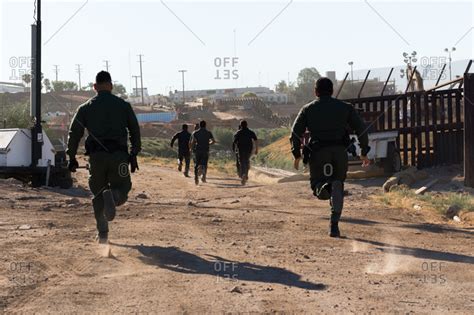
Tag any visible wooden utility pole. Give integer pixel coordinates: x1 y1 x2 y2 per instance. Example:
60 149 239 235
103 60 110 72
53 65 59 81
138 54 144 105
75 64 82 90
464 73 474 187
132 75 140 97
179 70 187 105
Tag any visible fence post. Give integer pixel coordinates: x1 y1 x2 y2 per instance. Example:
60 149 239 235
464 73 474 187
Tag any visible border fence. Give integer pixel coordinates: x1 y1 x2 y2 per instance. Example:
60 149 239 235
344 87 464 168
340 60 473 187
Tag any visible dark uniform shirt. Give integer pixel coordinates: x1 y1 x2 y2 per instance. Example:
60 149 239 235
290 95 369 158
171 130 191 154
67 91 141 157
191 128 214 153
233 127 257 154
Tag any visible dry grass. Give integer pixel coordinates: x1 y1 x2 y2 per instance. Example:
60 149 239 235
373 187 474 216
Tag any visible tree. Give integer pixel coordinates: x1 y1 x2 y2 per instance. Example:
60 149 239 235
275 80 288 93
113 83 127 98
294 67 321 104
242 92 257 98
43 78 52 92
52 81 78 92
22 73 31 87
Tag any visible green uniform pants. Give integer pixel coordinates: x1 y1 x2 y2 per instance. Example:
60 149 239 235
309 145 348 221
88 151 132 233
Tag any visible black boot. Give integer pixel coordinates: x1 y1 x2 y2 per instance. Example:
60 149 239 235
102 189 116 222
329 221 340 237
96 232 108 244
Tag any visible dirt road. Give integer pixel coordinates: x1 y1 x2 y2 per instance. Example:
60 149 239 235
0 162 473 314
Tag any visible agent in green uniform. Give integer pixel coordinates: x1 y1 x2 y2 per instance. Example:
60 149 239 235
67 71 141 244
290 77 370 238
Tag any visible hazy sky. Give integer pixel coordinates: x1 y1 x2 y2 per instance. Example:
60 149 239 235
1 0 473 95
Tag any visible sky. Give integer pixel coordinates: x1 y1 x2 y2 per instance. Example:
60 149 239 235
0 0 473 95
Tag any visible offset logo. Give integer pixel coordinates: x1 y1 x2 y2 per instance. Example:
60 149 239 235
118 162 130 177
214 57 239 80
9 56 31 81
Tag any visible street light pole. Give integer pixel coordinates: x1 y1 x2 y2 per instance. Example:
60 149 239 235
178 70 187 105
444 47 456 81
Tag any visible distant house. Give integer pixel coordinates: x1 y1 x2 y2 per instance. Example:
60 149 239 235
169 86 288 104
0 82 25 93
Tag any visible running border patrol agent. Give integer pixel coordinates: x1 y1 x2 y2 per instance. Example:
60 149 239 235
67 71 141 244
290 77 370 238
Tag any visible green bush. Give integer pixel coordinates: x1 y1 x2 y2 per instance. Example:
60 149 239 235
212 127 234 151
256 127 290 147
3 102 31 128
141 138 176 158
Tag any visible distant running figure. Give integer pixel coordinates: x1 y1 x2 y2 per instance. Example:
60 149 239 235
232 120 258 185
189 120 215 185
232 124 242 177
170 124 191 177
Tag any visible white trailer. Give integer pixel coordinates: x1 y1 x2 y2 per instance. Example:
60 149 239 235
349 130 402 174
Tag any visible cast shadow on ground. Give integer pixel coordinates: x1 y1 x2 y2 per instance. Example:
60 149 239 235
352 238 474 264
398 223 474 236
113 244 325 291
211 183 264 189
340 217 380 226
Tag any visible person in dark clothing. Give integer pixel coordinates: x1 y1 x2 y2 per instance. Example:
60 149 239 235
233 120 258 185
189 120 215 185
290 77 370 238
171 124 191 177
232 124 242 178
67 71 141 244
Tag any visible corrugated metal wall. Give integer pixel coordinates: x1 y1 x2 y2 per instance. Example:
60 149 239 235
136 112 177 123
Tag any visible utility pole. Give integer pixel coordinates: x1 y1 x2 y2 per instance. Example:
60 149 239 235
178 70 187 105
103 60 110 72
138 54 145 105
132 75 140 97
75 64 82 91
53 65 59 82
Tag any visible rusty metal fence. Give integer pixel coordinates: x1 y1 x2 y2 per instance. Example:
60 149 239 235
343 88 464 168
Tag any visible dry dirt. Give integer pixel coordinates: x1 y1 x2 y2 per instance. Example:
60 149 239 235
0 161 473 314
